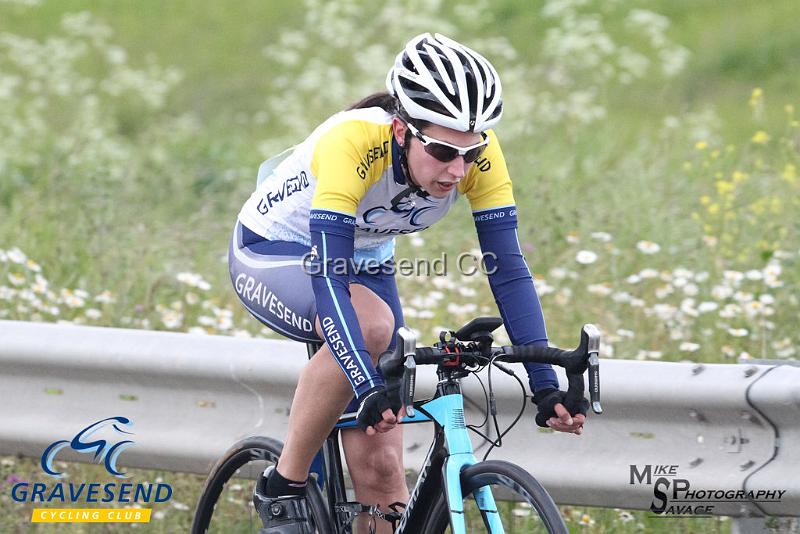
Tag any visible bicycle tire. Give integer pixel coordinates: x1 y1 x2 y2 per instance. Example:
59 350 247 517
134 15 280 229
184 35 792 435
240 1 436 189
191 436 333 534
421 460 567 534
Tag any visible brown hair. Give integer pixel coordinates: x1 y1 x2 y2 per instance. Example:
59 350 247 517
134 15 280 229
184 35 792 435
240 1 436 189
347 91 397 113
347 91 435 152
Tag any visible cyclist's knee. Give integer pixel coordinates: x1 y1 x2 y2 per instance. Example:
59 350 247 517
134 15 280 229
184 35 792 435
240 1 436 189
350 285 394 358
361 315 394 359
354 446 405 491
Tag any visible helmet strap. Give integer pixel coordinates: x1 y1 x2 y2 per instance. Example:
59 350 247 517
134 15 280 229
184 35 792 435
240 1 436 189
399 133 428 198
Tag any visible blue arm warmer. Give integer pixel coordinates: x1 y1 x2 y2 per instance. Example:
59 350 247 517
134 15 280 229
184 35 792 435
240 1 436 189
474 206 559 393
309 209 383 398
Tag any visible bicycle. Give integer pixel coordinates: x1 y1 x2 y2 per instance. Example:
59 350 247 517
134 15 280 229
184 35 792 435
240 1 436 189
192 317 602 533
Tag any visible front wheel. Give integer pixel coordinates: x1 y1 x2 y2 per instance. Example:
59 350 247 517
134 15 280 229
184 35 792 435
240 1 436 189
423 460 567 534
191 436 332 534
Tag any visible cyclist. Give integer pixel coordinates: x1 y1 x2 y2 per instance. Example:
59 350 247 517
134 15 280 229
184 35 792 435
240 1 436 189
229 33 588 534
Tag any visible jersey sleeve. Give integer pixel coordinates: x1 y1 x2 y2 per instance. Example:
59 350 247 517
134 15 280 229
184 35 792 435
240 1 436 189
310 119 390 214
466 132 559 393
459 129 515 212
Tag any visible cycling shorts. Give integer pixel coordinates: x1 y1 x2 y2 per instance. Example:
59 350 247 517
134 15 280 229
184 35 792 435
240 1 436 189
228 222 404 410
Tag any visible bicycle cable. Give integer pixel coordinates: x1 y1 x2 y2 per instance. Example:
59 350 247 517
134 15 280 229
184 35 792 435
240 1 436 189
465 370 493 445
481 357 529 461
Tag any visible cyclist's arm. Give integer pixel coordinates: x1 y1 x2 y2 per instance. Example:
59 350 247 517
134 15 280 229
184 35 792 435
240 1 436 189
308 122 387 398
474 207 558 393
462 131 558 394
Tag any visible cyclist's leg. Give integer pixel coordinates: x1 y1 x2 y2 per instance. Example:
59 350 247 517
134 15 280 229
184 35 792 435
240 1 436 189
341 263 408 534
276 283 395 481
231 226 402 531
341 426 408 534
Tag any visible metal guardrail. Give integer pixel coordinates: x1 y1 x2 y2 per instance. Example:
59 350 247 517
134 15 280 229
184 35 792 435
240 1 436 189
0 320 797 519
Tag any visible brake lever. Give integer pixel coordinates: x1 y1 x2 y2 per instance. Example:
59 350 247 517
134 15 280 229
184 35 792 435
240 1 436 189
582 324 603 414
396 327 417 418
402 356 416 418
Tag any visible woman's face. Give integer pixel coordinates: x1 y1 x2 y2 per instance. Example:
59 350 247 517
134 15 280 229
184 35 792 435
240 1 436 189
392 119 483 198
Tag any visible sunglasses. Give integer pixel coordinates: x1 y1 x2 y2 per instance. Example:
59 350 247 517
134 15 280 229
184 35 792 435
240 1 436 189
406 122 490 164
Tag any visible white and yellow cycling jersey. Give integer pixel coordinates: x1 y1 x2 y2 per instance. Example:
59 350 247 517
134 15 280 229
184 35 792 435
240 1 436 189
237 107 515 264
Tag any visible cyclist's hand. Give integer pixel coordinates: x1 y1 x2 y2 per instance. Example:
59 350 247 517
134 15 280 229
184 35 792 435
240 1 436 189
532 389 588 435
549 403 586 435
356 386 402 435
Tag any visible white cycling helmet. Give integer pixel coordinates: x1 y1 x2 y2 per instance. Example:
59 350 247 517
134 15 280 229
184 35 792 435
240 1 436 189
386 33 503 132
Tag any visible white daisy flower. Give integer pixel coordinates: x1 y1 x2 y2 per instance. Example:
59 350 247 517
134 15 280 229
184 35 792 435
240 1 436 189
590 231 612 242
587 283 612 296
719 303 742 318
682 283 699 296
7 247 27 264
697 301 718 313
745 270 763 281
636 240 661 254
575 250 598 264
94 291 116 304
639 268 658 279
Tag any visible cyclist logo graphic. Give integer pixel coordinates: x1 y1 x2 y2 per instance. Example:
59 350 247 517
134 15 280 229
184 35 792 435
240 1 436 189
40 416 135 479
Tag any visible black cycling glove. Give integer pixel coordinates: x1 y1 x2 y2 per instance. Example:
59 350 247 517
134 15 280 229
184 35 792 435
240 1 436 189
355 384 402 431
531 388 589 428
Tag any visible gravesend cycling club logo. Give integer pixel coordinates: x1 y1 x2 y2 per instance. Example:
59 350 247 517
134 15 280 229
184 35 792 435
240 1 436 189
9 416 173 524
630 464 786 517
42 416 135 478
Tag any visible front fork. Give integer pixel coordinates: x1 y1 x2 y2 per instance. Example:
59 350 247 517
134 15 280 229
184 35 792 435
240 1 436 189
424 394 505 534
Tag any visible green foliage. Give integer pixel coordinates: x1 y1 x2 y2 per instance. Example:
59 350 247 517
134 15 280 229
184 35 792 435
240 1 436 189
0 0 797 531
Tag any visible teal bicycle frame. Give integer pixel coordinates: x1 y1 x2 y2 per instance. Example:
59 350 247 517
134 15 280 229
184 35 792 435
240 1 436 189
321 372 504 533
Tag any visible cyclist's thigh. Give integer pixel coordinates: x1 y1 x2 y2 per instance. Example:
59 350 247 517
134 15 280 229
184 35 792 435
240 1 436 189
228 222 318 342
340 263 405 413
350 261 405 350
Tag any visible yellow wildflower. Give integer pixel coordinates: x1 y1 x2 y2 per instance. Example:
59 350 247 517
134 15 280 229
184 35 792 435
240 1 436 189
695 140 708 151
783 164 796 183
710 149 720 160
699 195 711 206
732 171 747 183
770 197 782 214
707 203 719 215
751 131 770 144
749 87 763 106
715 180 735 195
786 104 795 116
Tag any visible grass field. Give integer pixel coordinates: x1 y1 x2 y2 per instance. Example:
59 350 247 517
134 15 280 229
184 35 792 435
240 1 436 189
0 0 797 531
